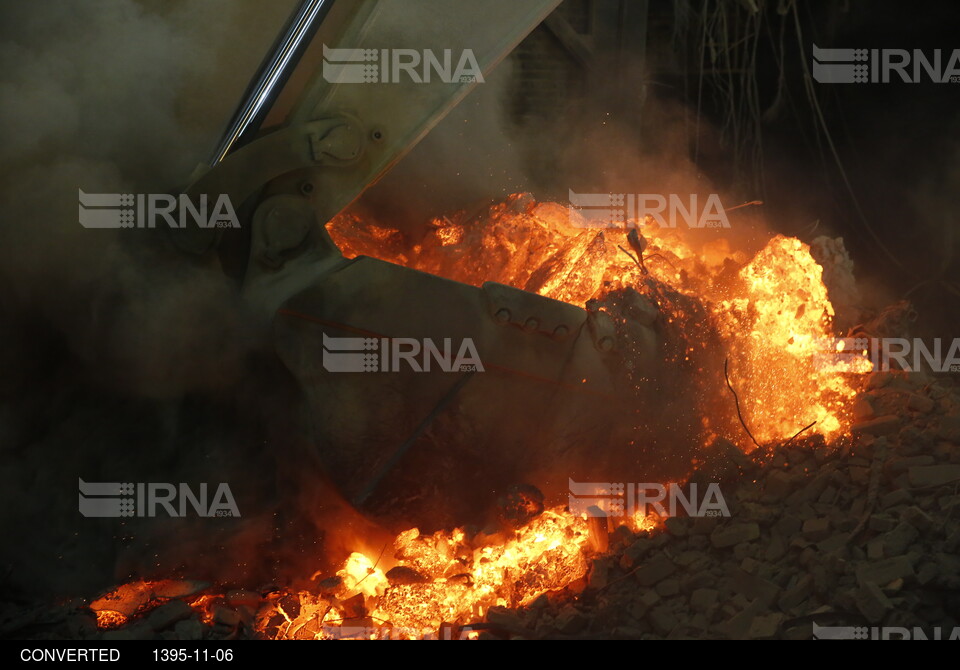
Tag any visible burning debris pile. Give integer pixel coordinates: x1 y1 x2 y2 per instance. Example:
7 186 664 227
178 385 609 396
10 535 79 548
6 369 958 640
329 193 863 444
4 195 957 640
259 509 593 639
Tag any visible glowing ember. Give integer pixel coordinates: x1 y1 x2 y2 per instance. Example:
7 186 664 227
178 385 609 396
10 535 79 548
262 508 591 638
95 610 127 630
715 235 866 442
188 594 218 625
337 552 388 599
328 194 867 446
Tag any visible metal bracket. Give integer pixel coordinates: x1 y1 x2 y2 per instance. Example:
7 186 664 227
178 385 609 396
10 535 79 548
309 121 363 163
172 114 368 257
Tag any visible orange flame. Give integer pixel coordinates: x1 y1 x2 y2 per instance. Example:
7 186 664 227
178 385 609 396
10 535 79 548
328 195 866 445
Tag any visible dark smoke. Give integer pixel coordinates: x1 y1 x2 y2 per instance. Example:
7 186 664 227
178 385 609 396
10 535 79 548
0 0 298 600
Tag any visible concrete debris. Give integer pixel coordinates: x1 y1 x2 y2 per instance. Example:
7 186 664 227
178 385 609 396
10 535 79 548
710 522 760 548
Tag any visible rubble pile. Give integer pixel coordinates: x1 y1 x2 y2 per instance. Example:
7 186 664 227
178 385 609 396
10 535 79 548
3 370 957 641
488 370 960 639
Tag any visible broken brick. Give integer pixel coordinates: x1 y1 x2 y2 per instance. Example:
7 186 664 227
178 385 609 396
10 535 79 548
882 522 919 557
856 555 915 588
634 554 676 587
710 522 760 549
851 415 901 436
908 464 960 488
855 582 893 624
801 517 831 542
689 588 718 614
747 613 784 640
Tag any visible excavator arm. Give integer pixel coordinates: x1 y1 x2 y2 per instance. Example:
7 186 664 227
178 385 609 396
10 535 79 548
166 0 675 528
